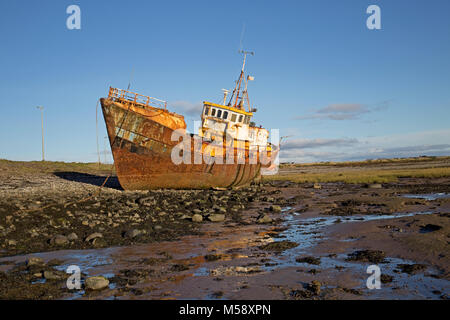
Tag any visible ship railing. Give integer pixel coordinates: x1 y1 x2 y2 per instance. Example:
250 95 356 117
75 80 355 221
108 87 167 110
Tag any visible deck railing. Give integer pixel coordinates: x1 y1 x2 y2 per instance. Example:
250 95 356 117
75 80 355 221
108 87 167 110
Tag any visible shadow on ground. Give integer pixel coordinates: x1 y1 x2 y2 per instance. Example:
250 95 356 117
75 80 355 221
53 171 123 190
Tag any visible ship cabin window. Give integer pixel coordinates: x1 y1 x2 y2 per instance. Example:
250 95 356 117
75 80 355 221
217 109 222 118
223 111 229 120
204 106 210 116
244 116 250 124
231 113 237 122
238 115 243 123
211 108 216 117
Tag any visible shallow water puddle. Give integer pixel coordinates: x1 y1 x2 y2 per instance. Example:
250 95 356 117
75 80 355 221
402 193 450 201
258 209 449 299
267 211 433 265
316 255 449 299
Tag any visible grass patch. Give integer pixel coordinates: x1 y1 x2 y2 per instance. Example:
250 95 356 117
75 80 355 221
263 167 450 184
0 159 114 175
280 156 450 168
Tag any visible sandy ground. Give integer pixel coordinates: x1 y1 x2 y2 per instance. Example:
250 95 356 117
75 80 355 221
0 160 449 299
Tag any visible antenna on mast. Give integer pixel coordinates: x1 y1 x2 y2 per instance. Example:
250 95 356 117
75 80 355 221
231 50 254 109
239 23 246 52
226 26 255 108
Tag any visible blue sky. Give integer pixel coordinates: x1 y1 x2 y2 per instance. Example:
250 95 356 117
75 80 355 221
1 0 449 163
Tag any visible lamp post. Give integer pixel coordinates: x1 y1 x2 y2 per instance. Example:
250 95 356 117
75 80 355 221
36 106 45 161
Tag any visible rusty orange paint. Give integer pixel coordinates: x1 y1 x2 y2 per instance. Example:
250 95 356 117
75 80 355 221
100 88 277 190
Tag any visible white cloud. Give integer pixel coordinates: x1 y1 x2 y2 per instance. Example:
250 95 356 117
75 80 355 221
279 129 450 163
296 101 389 121
170 100 203 117
282 138 358 150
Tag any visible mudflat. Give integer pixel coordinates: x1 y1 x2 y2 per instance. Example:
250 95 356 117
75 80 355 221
0 158 449 299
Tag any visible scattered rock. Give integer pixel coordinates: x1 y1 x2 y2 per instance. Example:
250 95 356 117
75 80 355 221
260 241 298 252
380 274 393 283
67 233 78 241
26 257 44 267
43 270 66 281
296 256 321 265
257 215 273 224
50 235 68 246
85 276 109 290
307 280 321 295
346 250 386 264
210 266 261 276
124 229 142 239
208 214 225 222
397 264 427 275
313 183 321 190
270 205 282 213
85 232 103 242
92 237 108 247
191 214 203 223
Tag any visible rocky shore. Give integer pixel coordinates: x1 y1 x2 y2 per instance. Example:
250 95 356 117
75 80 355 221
0 160 449 300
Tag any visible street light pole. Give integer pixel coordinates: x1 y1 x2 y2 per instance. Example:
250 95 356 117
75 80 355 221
36 106 45 161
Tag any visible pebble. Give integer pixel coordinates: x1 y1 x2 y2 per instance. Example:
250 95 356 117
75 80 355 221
192 214 203 222
257 215 273 224
85 232 103 242
43 270 65 280
27 257 45 267
270 205 282 213
67 233 78 241
124 229 142 239
85 276 110 290
51 235 68 245
208 214 225 222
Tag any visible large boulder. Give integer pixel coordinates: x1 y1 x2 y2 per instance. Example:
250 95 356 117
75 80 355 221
85 276 110 290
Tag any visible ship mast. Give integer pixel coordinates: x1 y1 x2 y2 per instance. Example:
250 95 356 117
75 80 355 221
228 50 254 110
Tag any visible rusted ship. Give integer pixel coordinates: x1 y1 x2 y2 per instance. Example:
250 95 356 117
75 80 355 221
100 52 278 190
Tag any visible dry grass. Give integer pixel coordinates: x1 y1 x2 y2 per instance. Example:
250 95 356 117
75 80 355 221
280 156 450 168
0 159 114 175
263 167 450 184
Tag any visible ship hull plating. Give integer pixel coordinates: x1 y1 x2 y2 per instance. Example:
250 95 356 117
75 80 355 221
101 98 266 190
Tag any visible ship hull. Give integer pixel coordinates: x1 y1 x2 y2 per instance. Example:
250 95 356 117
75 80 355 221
101 98 266 190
